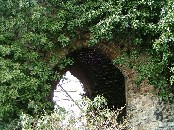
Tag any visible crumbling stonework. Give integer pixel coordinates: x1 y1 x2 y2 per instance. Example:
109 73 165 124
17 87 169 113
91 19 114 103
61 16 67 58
127 93 174 130
50 40 174 130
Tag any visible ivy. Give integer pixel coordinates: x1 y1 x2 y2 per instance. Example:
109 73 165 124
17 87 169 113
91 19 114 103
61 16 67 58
0 0 174 128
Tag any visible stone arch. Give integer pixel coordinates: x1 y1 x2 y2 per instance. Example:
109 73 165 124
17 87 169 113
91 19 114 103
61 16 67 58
49 40 134 111
47 40 174 129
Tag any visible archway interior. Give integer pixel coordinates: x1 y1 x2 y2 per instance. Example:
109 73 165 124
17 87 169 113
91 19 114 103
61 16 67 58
53 48 126 113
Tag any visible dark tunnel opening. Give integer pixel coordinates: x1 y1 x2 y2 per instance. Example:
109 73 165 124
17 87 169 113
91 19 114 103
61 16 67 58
51 47 126 118
67 48 126 111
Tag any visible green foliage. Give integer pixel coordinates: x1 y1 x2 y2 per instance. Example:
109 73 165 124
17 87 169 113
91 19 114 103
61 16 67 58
0 0 73 127
110 0 174 100
153 0 174 89
20 96 129 130
0 0 174 128
170 67 174 85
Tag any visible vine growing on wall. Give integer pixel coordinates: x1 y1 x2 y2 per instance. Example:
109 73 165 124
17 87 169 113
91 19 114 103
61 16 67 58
0 0 174 128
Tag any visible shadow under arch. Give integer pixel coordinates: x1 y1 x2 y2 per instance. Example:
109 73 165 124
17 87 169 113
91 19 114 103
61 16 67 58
52 47 126 114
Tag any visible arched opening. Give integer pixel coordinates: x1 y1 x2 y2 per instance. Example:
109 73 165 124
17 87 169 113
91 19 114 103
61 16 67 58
52 47 126 114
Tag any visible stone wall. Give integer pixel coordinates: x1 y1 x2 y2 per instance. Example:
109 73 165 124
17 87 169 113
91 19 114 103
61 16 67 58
119 56 174 130
128 93 174 130
49 40 174 130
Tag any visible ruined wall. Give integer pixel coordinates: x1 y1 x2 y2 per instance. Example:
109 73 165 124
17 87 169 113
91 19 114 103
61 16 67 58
51 40 174 130
125 68 174 130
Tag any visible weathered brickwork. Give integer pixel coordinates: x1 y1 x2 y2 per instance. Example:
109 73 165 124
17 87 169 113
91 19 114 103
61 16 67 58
51 40 174 130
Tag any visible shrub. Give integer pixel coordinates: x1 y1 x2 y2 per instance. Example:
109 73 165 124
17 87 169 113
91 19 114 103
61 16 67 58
20 95 129 130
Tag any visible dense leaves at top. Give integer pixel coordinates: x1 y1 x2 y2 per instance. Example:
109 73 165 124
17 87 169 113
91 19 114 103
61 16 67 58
0 0 174 128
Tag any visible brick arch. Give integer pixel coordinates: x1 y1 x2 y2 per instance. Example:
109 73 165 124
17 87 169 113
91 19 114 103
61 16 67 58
49 40 135 109
49 40 131 79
